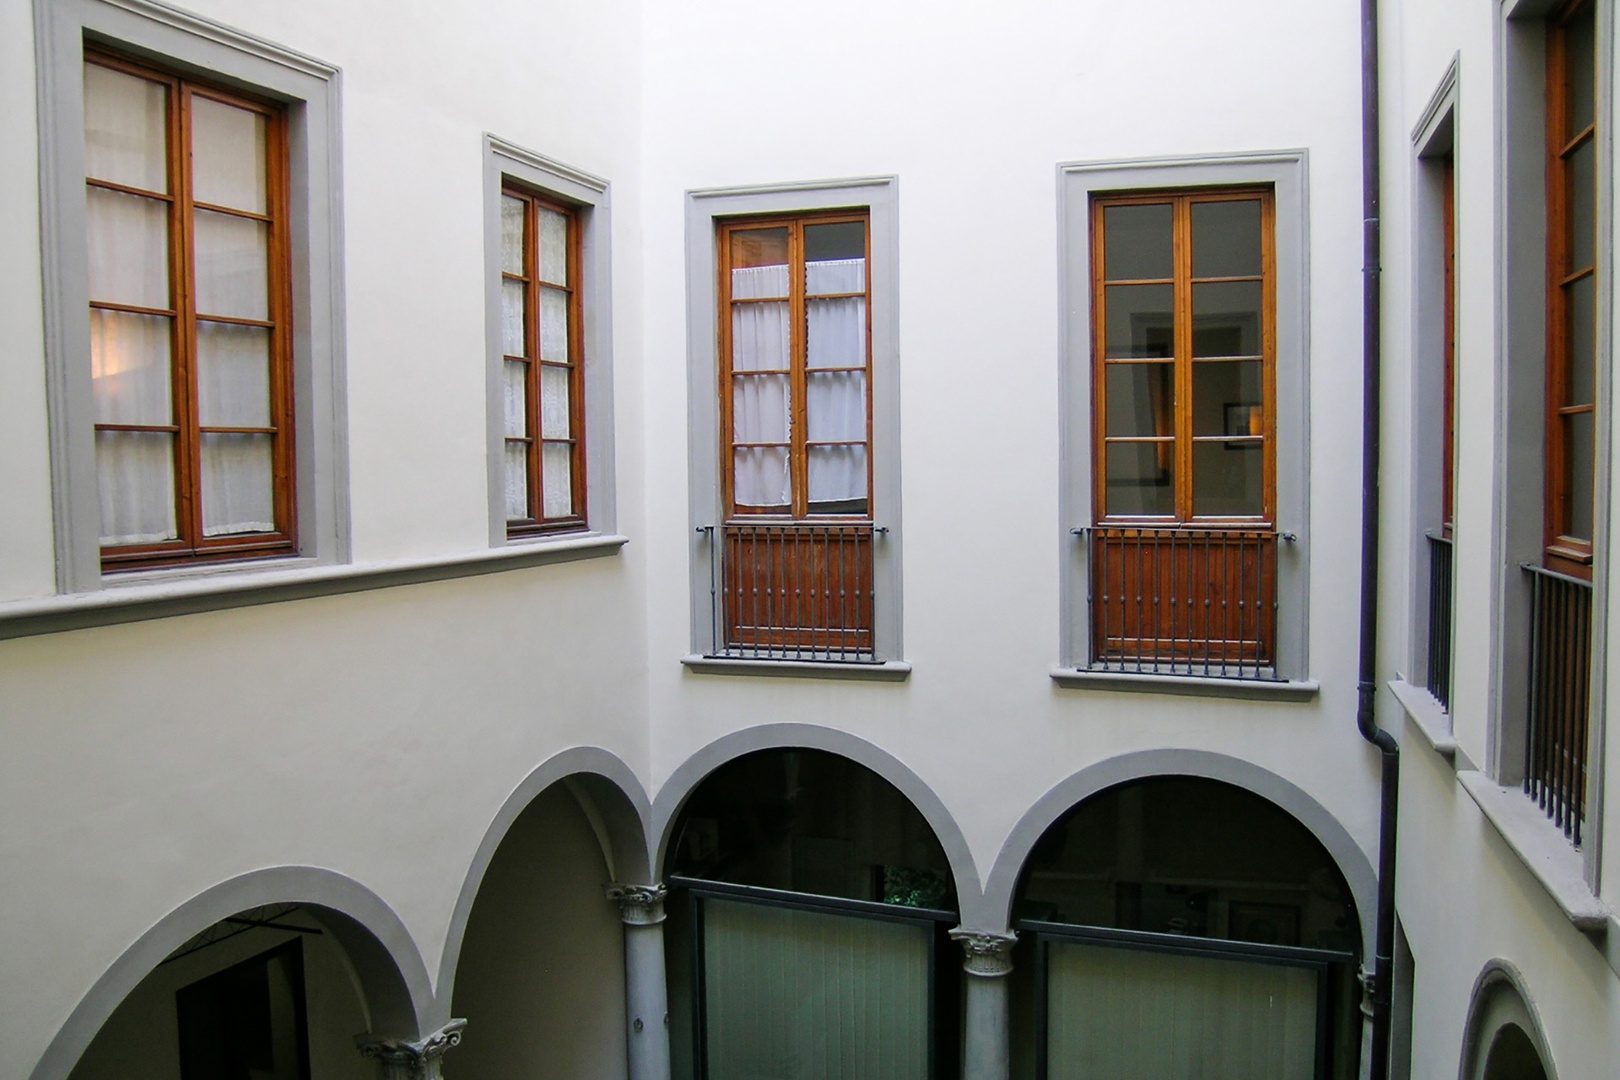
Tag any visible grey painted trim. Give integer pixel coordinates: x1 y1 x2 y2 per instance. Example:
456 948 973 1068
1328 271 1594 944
1456 960 1561 1080
1048 667 1320 701
1411 54 1460 151
1056 151 1311 679
34 0 349 594
435 746 651 1022
649 723 985 922
680 655 911 681
1390 677 1459 759
482 135 616 545
684 176 903 660
980 748 1378 949
0 533 627 640
1455 770 1609 932
26 866 433 1080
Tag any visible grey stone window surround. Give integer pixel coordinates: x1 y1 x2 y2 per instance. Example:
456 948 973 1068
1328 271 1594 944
1054 151 1312 695
1493 0 1613 890
682 176 904 673
482 135 617 546
34 0 349 594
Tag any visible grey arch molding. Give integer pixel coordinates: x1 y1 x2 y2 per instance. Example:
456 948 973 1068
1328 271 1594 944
980 748 1379 948
650 723 987 924
1457 960 1560 1080
27 866 435 1080
434 745 653 1010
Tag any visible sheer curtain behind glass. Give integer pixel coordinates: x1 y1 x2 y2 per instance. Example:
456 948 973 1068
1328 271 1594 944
805 257 867 510
702 899 929 1080
731 263 792 508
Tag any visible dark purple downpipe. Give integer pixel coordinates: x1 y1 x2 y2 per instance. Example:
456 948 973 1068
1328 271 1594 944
1359 1 1400 1078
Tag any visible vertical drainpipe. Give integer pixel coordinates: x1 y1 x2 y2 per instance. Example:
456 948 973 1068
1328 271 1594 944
1359 1 1400 1079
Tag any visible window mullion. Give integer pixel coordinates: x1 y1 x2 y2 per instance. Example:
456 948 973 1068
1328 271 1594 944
791 219 808 519
174 81 201 550
1174 196 1194 523
526 196 543 521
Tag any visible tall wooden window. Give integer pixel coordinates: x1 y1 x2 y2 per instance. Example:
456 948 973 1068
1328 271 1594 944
1545 0 1599 576
84 52 295 570
714 212 875 658
1441 154 1458 539
501 186 585 533
1088 189 1279 673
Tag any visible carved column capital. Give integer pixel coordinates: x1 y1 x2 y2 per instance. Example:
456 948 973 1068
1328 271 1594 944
356 1020 466 1080
949 928 1018 977
606 883 668 926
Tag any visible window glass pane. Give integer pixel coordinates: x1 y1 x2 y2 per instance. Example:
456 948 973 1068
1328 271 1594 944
804 221 865 262
1192 281 1263 356
1568 410 1594 540
1104 284 1174 358
1047 941 1317 1080
1194 440 1265 517
540 365 571 439
1106 442 1174 516
83 64 168 193
730 228 789 298
807 297 867 368
1568 138 1596 271
91 310 172 425
97 431 177 545
1105 362 1173 439
503 360 528 438
1568 273 1596 407
500 195 526 276
200 432 275 535
1566 4 1596 136
732 374 790 443
504 443 529 519
1103 203 1173 280
87 187 170 308
190 95 267 214
540 286 569 361
542 442 573 518
1192 360 1263 437
702 900 928 1080
196 322 271 427
1191 199 1264 278
539 207 569 286
807 371 867 442
808 445 868 513
733 446 791 508
732 301 790 371
502 279 527 356
193 209 268 320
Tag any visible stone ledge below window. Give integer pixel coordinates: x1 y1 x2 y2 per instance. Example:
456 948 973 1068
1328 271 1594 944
0 533 628 640
1389 677 1459 760
1456 769 1609 935
681 655 912 682
1049 667 1320 702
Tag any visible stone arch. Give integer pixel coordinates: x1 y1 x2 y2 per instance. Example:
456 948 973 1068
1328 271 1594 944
982 748 1377 945
651 723 984 921
28 866 433 1080
435 745 652 1003
1458 961 1559 1080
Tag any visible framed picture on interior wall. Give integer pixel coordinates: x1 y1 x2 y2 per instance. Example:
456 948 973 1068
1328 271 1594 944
1224 402 1263 448
1228 900 1300 946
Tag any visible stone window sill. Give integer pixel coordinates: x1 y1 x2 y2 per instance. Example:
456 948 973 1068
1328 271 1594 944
681 655 912 682
1050 667 1320 702
0 533 628 640
1389 678 1458 759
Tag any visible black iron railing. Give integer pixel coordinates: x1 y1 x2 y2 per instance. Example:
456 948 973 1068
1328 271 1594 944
1087 526 1280 679
702 522 876 662
1425 532 1454 709
1522 563 1592 845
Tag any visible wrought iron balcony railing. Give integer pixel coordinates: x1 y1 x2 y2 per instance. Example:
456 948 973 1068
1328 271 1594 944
1425 532 1454 710
1522 563 1592 845
1087 526 1280 680
702 522 876 662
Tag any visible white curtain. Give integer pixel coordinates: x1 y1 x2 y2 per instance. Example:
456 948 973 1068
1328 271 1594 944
806 258 866 506
1047 941 1318 1080
731 264 791 508
502 360 528 519
703 899 930 1080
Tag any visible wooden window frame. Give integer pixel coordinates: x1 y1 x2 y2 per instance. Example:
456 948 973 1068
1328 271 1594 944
502 184 587 536
717 211 874 523
1089 187 1278 529
1441 154 1458 538
1543 0 1599 577
86 49 297 572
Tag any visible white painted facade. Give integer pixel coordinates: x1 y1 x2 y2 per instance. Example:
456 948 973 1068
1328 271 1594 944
0 0 1613 1078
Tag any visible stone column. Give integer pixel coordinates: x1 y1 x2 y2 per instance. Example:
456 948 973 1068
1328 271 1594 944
356 1020 466 1080
607 883 672 1080
950 928 1016 1080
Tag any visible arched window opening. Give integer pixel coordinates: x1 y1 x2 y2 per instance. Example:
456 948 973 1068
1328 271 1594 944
665 748 959 1080
1483 1024 1549 1080
1012 777 1363 1080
